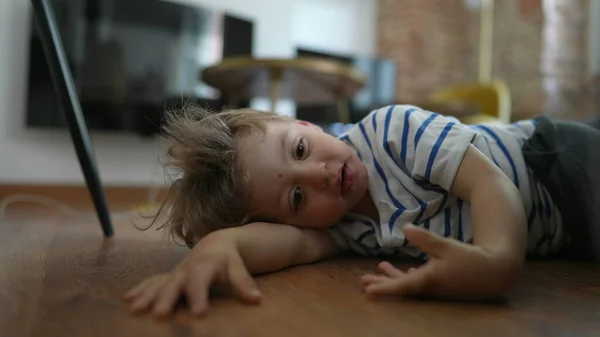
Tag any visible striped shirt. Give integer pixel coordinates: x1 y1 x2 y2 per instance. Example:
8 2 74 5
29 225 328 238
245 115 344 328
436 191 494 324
328 105 564 259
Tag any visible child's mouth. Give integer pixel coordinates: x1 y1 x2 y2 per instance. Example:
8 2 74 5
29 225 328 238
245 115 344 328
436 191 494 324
340 164 353 195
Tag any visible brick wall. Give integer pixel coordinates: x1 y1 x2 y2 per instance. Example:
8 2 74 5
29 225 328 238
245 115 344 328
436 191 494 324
377 0 590 121
492 0 545 119
378 0 475 105
541 0 592 121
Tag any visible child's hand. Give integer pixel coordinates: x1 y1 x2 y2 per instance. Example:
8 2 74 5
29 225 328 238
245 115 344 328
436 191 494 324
361 224 521 301
123 233 261 317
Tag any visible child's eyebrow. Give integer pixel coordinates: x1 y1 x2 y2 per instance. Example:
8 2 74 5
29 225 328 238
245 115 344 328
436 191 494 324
277 130 292 214
280 131 289 154
281 129 300 215
281 129 290 161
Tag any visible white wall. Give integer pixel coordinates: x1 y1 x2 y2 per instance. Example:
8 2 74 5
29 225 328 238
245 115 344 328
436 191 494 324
0 0 378 185
292 0 378 57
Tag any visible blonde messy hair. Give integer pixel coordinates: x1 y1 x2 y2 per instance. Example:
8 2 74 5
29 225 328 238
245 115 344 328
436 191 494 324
149 103 291 248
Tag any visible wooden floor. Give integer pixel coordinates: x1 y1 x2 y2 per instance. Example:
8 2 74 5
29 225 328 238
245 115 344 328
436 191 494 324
1 204 600 337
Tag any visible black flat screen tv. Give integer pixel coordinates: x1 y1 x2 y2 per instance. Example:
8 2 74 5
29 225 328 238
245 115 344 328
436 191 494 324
26 0 253 136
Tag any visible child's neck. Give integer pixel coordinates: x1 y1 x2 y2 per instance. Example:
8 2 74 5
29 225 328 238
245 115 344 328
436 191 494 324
349 188 379 223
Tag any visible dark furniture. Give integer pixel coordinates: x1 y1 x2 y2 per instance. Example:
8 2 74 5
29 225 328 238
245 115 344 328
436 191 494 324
201 57 367 122
30 0 113 236
26 0 254 135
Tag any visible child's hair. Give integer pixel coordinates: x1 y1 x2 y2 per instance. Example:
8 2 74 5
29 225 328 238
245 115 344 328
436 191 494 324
148 102 292 248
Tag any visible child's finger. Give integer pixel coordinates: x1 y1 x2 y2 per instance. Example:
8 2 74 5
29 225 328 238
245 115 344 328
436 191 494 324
152 273 185 317
377 261 405 278
228 257 261 304
403 224 448 258
186 265 217 316
365 279 406 297
366 266 431 297
129 278 165 312
360 274 390 286
124 277 155 300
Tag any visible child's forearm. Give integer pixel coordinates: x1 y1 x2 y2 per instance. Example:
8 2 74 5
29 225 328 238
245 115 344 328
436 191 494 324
470 175 527 263
128 223 342 316
466 175 527 295
451 145 528 294
453 145 527 262
203 222 343 275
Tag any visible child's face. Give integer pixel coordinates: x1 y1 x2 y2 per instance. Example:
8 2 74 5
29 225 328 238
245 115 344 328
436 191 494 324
240 120 369 228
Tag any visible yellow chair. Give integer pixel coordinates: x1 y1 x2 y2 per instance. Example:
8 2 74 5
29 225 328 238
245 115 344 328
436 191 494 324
429 80 512 124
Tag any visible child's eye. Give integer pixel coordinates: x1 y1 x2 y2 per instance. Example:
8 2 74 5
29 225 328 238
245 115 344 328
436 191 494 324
292 187 304 210
295 138 306 160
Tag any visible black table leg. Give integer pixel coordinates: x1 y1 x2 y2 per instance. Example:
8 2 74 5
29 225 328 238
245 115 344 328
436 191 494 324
30 0 114 237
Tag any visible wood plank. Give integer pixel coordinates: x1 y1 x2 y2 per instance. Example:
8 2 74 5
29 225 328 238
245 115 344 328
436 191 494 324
0 209 60 337
1 207 599 337
29 216 184 337
0 184 167 211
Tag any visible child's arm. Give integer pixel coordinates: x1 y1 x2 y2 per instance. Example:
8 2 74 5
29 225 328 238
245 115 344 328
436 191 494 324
363 144 527 300
452 143 527 265
233 222 343 274
124 223 343 317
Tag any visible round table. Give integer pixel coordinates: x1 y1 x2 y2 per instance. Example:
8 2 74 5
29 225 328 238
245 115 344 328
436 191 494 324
200 57 367 123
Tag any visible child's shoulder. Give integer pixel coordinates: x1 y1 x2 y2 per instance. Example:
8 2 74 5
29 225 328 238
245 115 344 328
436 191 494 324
351 104 456 134
365 104 428 118
337 104 441 146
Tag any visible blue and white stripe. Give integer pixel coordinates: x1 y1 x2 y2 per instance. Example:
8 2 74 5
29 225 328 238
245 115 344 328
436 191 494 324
329 105 564 259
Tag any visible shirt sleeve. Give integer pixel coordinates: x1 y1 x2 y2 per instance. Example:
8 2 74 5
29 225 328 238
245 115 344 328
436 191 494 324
371 105 478 191
336 105 479 259
327 216 421 258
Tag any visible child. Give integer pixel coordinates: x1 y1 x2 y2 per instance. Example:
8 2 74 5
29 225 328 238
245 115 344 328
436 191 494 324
124 103 600 317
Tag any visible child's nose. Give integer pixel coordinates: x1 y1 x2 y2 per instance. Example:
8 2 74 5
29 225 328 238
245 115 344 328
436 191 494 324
300 161 329 191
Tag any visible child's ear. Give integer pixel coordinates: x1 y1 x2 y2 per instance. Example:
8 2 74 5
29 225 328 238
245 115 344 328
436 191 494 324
297 120 323 132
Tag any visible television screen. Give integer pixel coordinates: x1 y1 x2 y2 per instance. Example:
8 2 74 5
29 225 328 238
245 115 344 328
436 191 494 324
26 0 253 135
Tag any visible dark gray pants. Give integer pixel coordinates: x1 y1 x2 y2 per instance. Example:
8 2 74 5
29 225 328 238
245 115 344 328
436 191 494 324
585 116 600 131
522 116 600 260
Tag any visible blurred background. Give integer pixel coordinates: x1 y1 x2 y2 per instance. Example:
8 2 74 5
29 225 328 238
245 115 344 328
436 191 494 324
0 0 598 189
